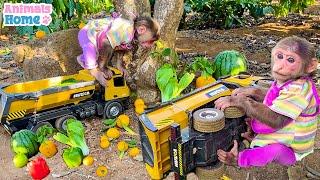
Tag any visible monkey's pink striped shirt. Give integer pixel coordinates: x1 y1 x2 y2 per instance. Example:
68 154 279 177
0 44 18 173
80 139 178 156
86 17 134 50
250 78 319 161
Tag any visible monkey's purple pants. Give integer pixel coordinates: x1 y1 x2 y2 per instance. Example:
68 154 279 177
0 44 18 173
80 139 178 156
238 143 296 167
77 27 98 69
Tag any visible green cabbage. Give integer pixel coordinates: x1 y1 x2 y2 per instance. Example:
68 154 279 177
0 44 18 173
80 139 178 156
53 119 89 156
62 147 83 168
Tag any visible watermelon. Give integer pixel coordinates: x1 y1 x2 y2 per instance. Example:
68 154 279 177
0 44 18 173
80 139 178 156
213 50 247 79
11 130 39 158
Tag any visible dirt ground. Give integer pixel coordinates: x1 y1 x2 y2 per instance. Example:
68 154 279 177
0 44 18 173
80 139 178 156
1 5 320 180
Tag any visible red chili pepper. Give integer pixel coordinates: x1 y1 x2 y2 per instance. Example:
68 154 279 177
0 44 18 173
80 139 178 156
27 156 50 180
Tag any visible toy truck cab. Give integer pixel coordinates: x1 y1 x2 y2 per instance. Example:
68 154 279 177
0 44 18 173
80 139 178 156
0 68 130 134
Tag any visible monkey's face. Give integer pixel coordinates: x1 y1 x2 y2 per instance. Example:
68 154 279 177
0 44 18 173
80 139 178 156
271 48 304 84
136 25 157 48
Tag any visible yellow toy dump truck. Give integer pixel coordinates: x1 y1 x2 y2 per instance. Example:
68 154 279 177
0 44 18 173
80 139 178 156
138 74 269 179
0 68 130 134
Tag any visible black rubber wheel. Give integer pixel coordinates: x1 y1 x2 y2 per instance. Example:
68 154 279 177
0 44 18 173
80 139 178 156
103 101 123 119
193 108 225 133
55 115 77 132
196 162 226 180
30 121 53 133
224 106 245 119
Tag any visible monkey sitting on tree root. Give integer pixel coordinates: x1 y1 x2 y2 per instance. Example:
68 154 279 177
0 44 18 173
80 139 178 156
215 36 319 168
77 13 160 86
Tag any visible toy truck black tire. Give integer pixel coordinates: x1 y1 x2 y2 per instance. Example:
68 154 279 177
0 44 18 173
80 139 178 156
193 108 225 133
195 162 226 180
30 121 53 133
55 115 77 132
103 101 123 119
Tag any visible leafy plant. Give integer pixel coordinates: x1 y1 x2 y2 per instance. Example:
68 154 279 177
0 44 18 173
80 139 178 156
188 56 215 77
183 0 273 29
9 0 114 36
36 125 56 144
272 0 315 17
156 63 195 102
151 41 180 68
53 118 89 156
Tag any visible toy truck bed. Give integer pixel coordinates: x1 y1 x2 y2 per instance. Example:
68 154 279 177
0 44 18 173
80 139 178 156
0 70 96 132
139 75 266 179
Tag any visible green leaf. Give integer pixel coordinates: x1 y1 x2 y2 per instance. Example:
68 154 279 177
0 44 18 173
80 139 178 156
162 48 172 57
175 72 195 97
16 26 34 36
53 132 71 146
58 0 66 13
69 0 75 17
127 139 137 148
37 25 50 34
36 125 55 144
162 77 178 102
123 125 137 135
103 119 116 126
156 64 175 93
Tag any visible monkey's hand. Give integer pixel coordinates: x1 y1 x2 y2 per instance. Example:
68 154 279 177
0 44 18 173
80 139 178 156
217 140 239 166
116 64 128 78
89 68 108 87
232 87 266 102
241 118 255 142
101 68 113 80
214 96 233 111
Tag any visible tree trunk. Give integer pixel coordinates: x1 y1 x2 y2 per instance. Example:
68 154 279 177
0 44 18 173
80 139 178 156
113 0 151 20
114 0 184 104
153 0 184 49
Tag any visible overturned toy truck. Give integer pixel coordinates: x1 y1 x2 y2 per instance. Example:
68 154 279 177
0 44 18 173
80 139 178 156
138 75 270 179
0 68 130 134
170 106 246 179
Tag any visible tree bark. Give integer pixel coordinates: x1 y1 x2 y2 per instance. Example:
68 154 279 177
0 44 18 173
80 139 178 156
153 0 184 49
113 0 151 20
114 0 184 104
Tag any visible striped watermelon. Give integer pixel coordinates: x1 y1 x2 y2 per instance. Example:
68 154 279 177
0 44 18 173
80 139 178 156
213 50 247 79
11 130 39 158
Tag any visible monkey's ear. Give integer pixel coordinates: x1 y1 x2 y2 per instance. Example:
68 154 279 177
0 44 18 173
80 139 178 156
136 25 147 35
306 58 318 73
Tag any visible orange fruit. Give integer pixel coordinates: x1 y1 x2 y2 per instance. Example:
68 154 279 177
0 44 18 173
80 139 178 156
83 155 94 166
196 76 216 88
116 114 130 128
117 141 128 152
35 30 46 39
96 165 108 177
134 98 145 107
128 147 140 157
106 128 120 139
135 106 145 115
100 136 110 149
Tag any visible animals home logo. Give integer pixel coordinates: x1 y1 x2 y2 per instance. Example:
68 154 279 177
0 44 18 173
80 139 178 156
2 3 53 26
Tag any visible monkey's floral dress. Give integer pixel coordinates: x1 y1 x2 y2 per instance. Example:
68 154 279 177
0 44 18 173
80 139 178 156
238 77 319 167
77 15 134 69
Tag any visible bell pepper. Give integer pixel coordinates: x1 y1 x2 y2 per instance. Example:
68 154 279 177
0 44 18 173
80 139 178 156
62 147 83 168
27 156 50 180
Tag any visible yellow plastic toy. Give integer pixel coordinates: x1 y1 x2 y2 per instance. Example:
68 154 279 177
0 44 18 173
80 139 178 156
0 67 130 134
138 74 268 179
